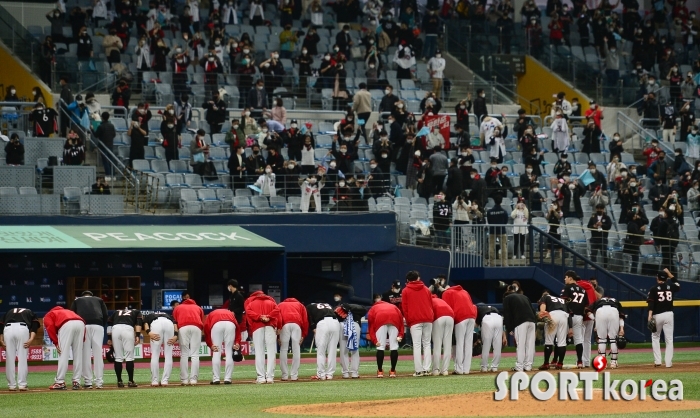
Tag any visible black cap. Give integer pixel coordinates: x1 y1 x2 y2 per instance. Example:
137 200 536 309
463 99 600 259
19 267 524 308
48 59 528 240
561 153 568 158
227 279 239 288
291 119 298 124
392 280 401 288
657 270 670 281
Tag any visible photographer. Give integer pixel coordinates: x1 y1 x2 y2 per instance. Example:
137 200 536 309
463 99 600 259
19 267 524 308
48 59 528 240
562 179 584 219
429 275 449 297
4 133 24 165
588 185 609 209
127 117 147 167
453 193 472 250
618 177 641 223
624 207 646 266
545 201 563 259
587 203 612 268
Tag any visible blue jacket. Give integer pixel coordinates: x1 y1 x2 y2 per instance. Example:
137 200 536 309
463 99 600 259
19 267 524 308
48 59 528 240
486 205 509 234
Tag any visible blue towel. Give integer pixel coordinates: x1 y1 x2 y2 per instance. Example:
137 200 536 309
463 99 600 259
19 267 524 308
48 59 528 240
578 169 595 186
416 126 430 137
344 312 358 351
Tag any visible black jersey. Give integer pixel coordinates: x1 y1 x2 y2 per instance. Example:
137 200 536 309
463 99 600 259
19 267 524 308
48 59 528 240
142 311 175 329
538 294 567 312
306 302 336 329
647 280 681 315
1 308 40 333
31 108 58 136
108 308 143 328
476 305 500 325
590 297 623 313
71 295 109 326
561 283 588 316
338 303 368 325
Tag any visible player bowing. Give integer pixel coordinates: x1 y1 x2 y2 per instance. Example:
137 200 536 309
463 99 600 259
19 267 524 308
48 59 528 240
307 302 340 380
1 307 40 391
590 296 626 369
278 298 309 381
367 300 405 378
107 307 143 388
537 291 569 370
44 306 86 390
142 310 177 386
204 308 241 385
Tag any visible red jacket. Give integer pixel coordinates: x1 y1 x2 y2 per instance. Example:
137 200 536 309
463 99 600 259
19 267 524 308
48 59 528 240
431 294 454 321
401 281 434 327
367 301 405 345
643 146 661 167
577 280 598 321
172 299 205 330
204 309 241 347
244 291 281 334
278 298 309 339
43 306 85 345
442 285 477 324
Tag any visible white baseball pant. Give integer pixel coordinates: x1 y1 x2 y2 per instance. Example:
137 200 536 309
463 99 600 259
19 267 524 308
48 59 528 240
178 325 202 383
82 324 105 387
410 322 433 373
339 321 361 378
545 310 569 347
211 321 236 383
652 311 675 367
279 323 302 380
315 317 340 379
56 320 85 384
252 326 277 383
595 306 619 357
582 317 595 366
513 322 536 371
480 313 504 370
454 318 475 374
3 323 30 389
375 324 400 351
431 316 454 374
571 315 583 345
111 324 135 362
149 317 174 385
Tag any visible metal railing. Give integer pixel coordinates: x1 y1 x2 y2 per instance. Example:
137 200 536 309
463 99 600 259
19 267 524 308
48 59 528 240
0 3 41 76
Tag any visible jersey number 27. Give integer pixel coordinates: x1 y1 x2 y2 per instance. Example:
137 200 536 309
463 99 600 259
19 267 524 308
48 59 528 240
657 291 673 302
571 292 585 304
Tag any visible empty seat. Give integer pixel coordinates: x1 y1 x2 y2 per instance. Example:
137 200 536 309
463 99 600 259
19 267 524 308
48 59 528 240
169 160 190 173
0 187 18 195
197 189 221 213
179 189 202 214
233 196 255 212
251 195 274 212
132 159 153 173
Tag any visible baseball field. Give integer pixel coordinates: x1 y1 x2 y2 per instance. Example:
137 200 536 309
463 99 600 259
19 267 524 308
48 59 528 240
1 346 700 418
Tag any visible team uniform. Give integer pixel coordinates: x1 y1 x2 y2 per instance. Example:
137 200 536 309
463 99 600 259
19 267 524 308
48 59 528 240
338 304 366 379
143 311 176 386
1 308 40 390
430 296 454 375
402 280 435 376
576 279 598 367
476 305 504 372
647 278 680 367
442 285 477 374
245 291 280 384
561 282 589 367
172 299 205 385
590 297 625 369
204 309 241 384
71 294 108 388
307 302 340 380
44 306 86 390
367 301 405 377
503 292 537 372
107 308 143 387
30 107 58 137
278 298 309 381
537 294 569 369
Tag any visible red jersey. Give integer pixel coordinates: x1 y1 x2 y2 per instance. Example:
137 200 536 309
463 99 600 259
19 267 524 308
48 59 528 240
576 280 598 321
643 146 661 167
367 301 405 345
172 299 205 330
401 281 434 327
278 298 309 339
431 295 455 321
204 309 241 347
442 285 477 323
43 306 84 345
244 291 281 334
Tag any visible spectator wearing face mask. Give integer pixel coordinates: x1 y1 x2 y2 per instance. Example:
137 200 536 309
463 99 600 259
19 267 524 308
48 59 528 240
647 150 669 184
585 162 607 192
427 50 445 99
581 118 602 154
254 164 277 197
380 85 400 113
606 155 627 190
512 199 529 259
300 174 324 212
687 180 700 211
550 111 570 153
585 101 604 130
688 126 700 160
487 125 508 163
618 177 640 224
562 180 585 219
609 132 624 156
469 169 488 208
587 203 612 268
486 194 509 266
419 92 442 115
524 148 544 177
519 125 538 160
382 280 403 311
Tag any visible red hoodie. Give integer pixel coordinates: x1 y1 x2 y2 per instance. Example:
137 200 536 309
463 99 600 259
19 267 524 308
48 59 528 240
576 280 598 321
43 306 85 345
172 299 204 330
278 298 309 339
204 309 241 347
442 285 477 323
431 295 454 321
244 291 280 334
401 280 434 327
367 301 405 345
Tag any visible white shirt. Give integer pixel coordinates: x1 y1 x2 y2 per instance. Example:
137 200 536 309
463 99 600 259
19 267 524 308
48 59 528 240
427 57 446 79
301 146 315 166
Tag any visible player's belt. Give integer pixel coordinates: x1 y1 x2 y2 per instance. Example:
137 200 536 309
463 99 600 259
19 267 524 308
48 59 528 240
6 322 27 327
322 315 335 319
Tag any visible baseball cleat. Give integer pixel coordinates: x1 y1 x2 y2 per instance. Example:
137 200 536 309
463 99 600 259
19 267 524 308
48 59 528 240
577 362 584 369
538 363 550 370
83 385 92 390
432 370 440 376
389 371 397 378
18 387 27 391
441 371 449 376
351 375 360 379
555 363 563 370
310 375 324 381
8 387 17 391
490 368 498 372
654 363 662 367
451 371 463 375
341 374 350 379
377 371 384 378
265 379 274 384
118 382 125 388
49 383 67 390
224 381 231 384
127 381 138 388
610 361 618 369
412 372 424 377
151 383 160 387
72 382 81 390
94 385 103 389
422 371 431 376
210 381 220 385
480 367 488 372
524 367 532 372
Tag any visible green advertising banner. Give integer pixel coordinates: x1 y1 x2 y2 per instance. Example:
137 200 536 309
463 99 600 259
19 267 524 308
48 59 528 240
0 226 282 251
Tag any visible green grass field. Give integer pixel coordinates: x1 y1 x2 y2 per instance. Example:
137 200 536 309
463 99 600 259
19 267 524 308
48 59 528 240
1 350 699 418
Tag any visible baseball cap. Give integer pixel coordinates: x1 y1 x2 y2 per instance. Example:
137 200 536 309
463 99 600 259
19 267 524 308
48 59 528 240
657 270 670 281
392 280 401 288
